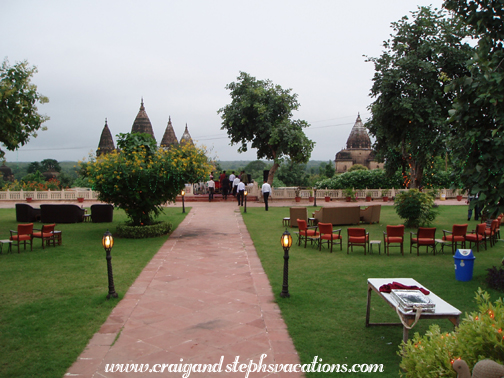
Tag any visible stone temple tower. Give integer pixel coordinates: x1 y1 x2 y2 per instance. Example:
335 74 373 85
96 119 115 156
160 116 179 149
131 98 155 142
179 123 194 146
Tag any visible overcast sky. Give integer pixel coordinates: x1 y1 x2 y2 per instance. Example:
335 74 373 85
2 0 444 164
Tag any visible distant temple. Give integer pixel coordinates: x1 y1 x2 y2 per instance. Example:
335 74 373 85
334 114 383 173
96 99 193 155
96 119 115 156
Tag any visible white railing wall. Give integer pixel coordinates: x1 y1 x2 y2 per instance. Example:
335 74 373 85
0 187 465 201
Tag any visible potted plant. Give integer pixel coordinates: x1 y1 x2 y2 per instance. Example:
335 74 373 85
324 191 331 202
456 189 463 201
294 187 301 202
365 191 373 202
381 189 389 202
344 188 355 202
77 197 85 203
308 189 314 202
26 197 32 203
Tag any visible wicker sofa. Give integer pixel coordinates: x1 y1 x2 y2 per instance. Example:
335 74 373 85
313 206 361 225
360 205 381 224
90 204 114 223
289 207 308 228
40 204 85 223
15 203 41 222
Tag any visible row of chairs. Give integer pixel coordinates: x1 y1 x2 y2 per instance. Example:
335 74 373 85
8 223 58 253
296 219 502 255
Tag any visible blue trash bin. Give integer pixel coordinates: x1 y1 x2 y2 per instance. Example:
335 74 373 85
454 249 476 281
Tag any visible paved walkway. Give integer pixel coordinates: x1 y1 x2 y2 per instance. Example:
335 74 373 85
66 202 302 378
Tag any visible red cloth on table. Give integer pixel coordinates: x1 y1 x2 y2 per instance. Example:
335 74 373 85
379 281 430 295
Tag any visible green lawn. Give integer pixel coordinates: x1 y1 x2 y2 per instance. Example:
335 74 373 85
241 205 503 378
0 207 188 378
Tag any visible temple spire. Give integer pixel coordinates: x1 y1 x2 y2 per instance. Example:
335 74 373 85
97 118 115 156
160 116 179 149
131 98 156 142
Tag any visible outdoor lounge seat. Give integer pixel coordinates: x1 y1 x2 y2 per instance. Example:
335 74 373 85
15 203 41 222
91 204 114 223
465 223 487 252
32 224 57 249
40 204 85 223
442 224 467 255
347 228 369 254
317 222 342 252
410 227 436 255
383 225 405 255
296 219 319 248
360 205 381 224
10 223 33 253
289 207 307 228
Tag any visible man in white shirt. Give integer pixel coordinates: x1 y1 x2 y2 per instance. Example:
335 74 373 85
207 179 215 202
261 180 271 211
233 176 241 198
229 172 236 196
237 179 246 206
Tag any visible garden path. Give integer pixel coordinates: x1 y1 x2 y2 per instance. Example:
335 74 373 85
66 201 302 378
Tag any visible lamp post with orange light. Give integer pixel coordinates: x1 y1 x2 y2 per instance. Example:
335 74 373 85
102 230 118 299
280 229 293 298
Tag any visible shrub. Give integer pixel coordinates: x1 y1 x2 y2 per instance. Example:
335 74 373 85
399 289 504 377
486 262 504 292
315 169 403 190
116 221 172 239
394 189 437 228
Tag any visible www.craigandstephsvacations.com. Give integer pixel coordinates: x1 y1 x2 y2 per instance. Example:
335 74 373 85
104 354 385 376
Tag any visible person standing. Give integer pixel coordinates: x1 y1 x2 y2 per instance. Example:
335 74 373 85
208 179 215 202
222 174 229 200
237 179 246 206
229 171 236 196
261 180 271 211
467 192 480 221
233 175 240 198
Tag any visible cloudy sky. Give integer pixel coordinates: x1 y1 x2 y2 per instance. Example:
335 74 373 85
2 0 444 164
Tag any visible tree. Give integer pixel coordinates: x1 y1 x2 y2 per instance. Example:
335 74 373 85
444 0 504 217
40 159 61 173
365 6 473 188
276 159 309 187
0 59 49 158
27 162 41 174
218 72 315 185
85 133 211 226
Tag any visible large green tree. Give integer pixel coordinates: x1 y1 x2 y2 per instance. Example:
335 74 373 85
218 72 315 184
444 0 504 217
365 6 473 188
0 59 49 158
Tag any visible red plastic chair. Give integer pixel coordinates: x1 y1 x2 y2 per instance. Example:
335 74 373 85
383 225 405 255
465 223 487 252
317 222 342 253
296 219 319 248
347 228 369 255
410 227 436 255
10 223 34 253
32 224 56 249
442 224 467 254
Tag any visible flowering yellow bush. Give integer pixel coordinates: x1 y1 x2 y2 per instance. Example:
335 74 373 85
84 133 211 226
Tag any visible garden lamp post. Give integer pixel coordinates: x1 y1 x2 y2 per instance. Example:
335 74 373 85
313 188 317 207
102 230 118 299
244 190 248 213
280 229 293 298
181 189 185 213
